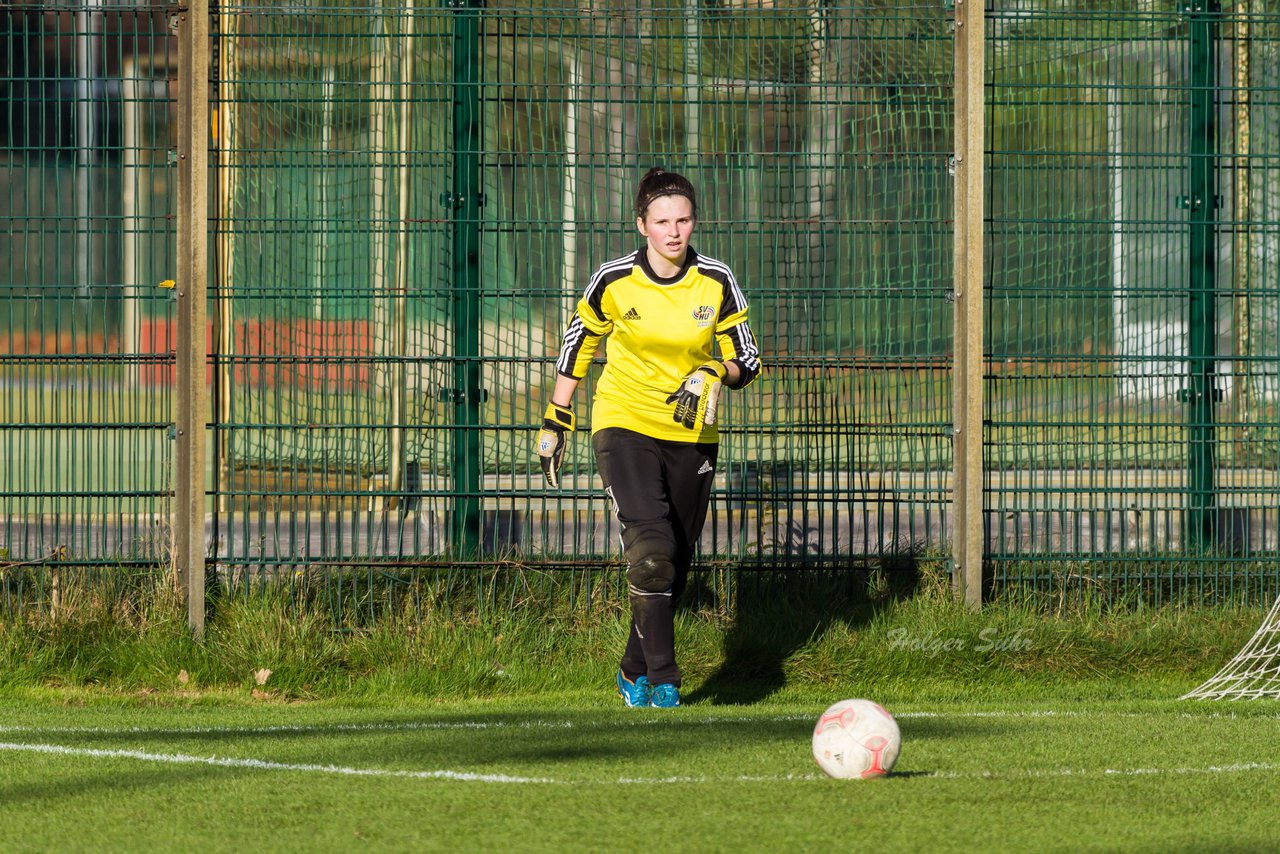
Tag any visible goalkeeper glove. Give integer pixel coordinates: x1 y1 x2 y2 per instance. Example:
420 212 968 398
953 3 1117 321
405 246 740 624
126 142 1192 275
665 361 727 430
536 402 575 488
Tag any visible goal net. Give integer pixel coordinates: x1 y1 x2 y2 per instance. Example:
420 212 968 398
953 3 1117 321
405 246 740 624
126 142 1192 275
1182 595 1280 700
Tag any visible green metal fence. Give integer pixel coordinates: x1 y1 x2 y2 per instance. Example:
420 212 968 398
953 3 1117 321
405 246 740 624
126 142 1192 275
986 1 1280 601
2 1 1279 621
1 5 176 598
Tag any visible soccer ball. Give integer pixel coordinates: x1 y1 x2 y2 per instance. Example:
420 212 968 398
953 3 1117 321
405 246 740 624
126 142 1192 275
811 698 901 779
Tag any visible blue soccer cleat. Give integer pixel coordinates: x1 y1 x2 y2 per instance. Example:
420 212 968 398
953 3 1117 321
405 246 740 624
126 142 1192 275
617 670 653 708
649 683 681 709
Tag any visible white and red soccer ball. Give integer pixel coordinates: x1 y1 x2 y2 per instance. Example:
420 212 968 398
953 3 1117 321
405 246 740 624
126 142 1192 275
811 698 901 779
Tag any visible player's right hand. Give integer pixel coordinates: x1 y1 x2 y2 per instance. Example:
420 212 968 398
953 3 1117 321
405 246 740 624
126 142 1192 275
665 361 726 429
536 402 575 488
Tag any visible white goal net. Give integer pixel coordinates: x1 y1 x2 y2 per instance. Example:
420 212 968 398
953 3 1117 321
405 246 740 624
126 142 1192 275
1182 596 1280 700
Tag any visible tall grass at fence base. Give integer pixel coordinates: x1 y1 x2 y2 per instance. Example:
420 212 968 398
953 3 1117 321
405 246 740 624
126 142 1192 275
0 560 1266 704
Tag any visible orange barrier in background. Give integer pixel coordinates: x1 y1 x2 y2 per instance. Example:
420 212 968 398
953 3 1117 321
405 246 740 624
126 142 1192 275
0 320 375 388
138 319 374 387
0 330 111 356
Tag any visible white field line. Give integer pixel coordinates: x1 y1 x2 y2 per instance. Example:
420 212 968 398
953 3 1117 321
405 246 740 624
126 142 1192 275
899 710 1280 721
617 762 1280 782
2 707 1278 739
924 761 1280 780
0 742 553 784
2 740 1279 786
0 716 814 737
0 720 578 736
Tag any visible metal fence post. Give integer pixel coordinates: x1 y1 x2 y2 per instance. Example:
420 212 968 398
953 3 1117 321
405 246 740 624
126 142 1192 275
450 0 482 555
175 0 210 638
1185 0 1221 551
952 0 985 609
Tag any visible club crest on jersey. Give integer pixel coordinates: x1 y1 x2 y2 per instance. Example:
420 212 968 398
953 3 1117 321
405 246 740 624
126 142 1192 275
692 305 715 326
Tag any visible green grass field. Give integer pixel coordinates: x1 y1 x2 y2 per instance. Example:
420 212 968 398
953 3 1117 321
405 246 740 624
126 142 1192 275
3 569 1280 853
2 692 1279 852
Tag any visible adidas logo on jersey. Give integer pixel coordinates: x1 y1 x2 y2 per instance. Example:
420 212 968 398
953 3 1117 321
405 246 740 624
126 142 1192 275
697 460 713 475
623 307 641 320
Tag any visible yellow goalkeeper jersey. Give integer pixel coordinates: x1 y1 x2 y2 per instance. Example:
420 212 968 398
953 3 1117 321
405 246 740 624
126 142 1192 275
555 248 762 443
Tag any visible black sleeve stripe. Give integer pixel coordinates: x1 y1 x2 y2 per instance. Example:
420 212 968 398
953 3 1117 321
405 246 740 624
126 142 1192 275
556 253 634 378
556 314 607 377
555 314 590 375
695 254 748 317
583 252 639 319
717 308 749 330
696 254 761 389
726 323 761 374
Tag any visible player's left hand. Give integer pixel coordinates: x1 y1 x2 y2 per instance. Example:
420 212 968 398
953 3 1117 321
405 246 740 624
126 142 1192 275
665 361 726 429
536 402 574 488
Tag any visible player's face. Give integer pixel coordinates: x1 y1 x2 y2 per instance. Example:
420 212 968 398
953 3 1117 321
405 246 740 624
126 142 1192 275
637 195 696 271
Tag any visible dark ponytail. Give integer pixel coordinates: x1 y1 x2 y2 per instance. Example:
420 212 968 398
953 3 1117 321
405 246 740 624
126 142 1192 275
634 167 697 219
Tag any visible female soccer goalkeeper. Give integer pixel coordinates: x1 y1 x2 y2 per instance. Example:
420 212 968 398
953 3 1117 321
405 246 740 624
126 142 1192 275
536 167 762 709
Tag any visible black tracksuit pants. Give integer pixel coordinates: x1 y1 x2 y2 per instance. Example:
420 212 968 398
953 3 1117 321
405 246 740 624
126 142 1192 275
593 427 718 688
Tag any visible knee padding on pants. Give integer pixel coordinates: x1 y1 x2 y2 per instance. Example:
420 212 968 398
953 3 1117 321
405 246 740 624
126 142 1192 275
624 528 676 593
627 555 675 593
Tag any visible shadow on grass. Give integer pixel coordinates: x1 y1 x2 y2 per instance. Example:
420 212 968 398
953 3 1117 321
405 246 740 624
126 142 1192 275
0 763 217 807
0 703 1010 787
683 550 924 706
10 710 816 771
